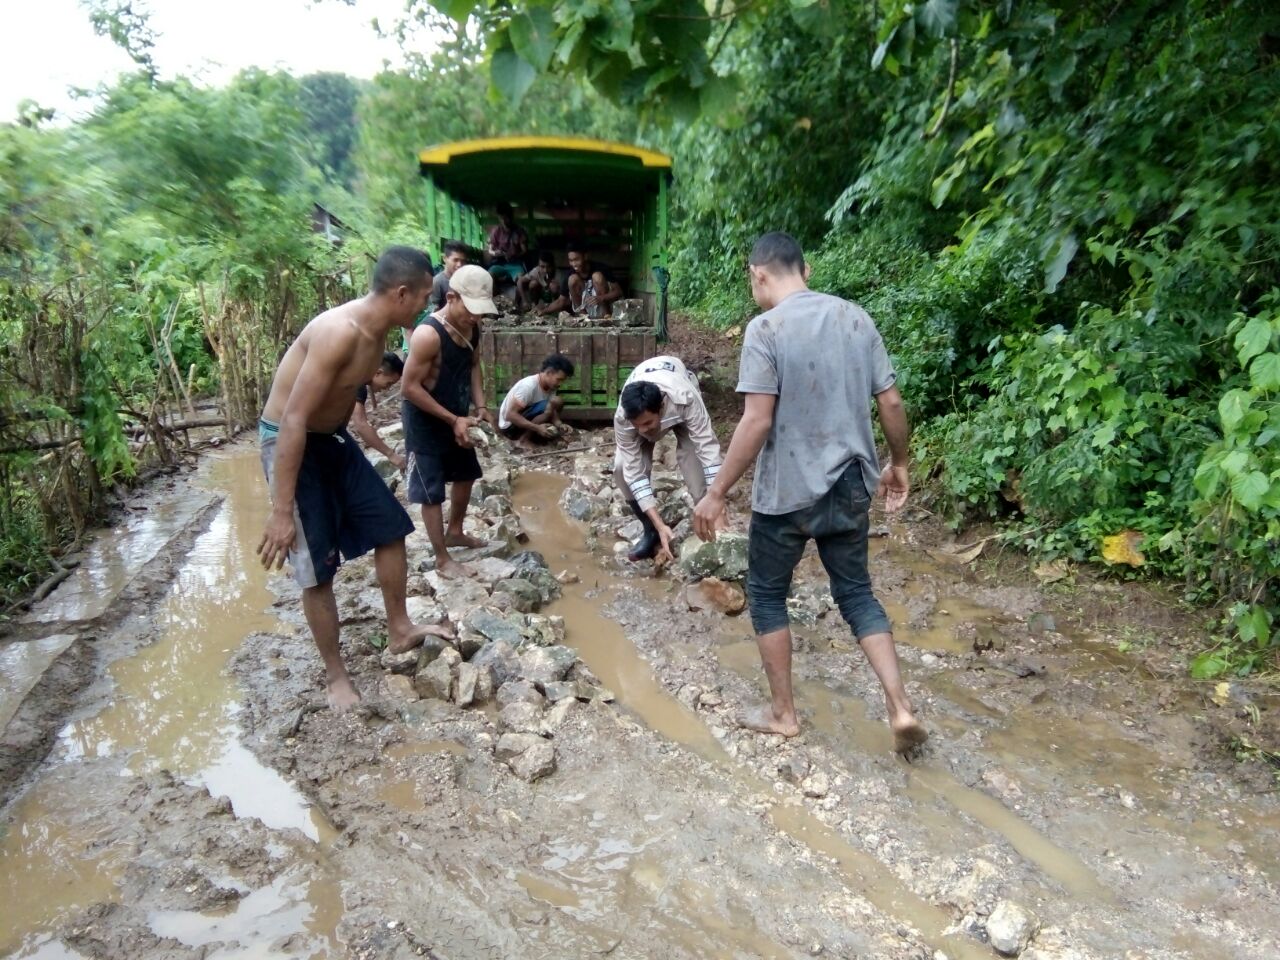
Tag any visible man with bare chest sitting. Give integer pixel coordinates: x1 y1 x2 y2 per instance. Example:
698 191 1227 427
257 247 439 711
401 264 498 579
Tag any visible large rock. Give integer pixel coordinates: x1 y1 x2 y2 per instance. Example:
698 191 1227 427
413 634 453 671
494 578 542 613
463 609 526 647
495 732 545 761
497 680 546 709
425 574 491 624
560 486 606 522
470 556 518 589
611 298 646 327
405 595 446 624
685 577 746 615
677 533 749 581
454 662 480 707
381 647 420 676
414 656 454 700
510 741 557 782
495 733 557 782
986 901 1039 956
381 674 418 702
509 550 549 576
522 614 565 648
518 645 577 686
471 640 522 686
499 700 545 735
472 664 495 704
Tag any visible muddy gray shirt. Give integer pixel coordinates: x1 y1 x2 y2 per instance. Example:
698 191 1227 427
737 290 895 515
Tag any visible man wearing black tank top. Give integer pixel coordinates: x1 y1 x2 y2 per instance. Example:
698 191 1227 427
402 264 498 579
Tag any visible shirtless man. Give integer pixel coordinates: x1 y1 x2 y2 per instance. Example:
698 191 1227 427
258 246 436 711
401 264 498 579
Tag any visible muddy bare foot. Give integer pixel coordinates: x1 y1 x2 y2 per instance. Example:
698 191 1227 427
435 557 474 580
444 532 488 549
738 703 801 737
326 676 361 712
386 622 434 655
892 718 929 754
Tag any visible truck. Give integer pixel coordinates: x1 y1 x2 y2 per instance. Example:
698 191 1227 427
417 136 673 421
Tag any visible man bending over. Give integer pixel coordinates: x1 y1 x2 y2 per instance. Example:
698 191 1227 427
258 246 436 711
614 356 723 563
349 351 406 471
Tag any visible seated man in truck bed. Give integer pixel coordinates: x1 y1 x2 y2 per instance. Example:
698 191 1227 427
516 251 562 315
543 245 623 319
499 353 573 450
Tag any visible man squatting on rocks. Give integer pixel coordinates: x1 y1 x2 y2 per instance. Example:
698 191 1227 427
349 351 406 471
693 232 928 752
499 353 573 450
401 264 499 580
257 247 436 711
615 356 725 564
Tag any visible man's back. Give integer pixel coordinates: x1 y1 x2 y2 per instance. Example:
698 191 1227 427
738 290 895 516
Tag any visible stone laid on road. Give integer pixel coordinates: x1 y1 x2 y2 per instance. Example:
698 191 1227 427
560 486 606 522
497 680 546 709
470 556 518 589
684 577 746 615
454 662 480 707
472 640 522 686
494 578 542 613
380 647 420 676
464 609 526 647
414 657 454 701
986 901 1039 956
494 732 557 782
518 645 577 685
499 700 545 735
676 534 749 582
381 674 418 702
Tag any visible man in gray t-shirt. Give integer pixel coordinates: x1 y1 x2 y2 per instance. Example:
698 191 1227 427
693 231 926 753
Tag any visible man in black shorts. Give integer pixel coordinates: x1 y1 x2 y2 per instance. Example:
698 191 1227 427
258 247 437 711
402 264 498 579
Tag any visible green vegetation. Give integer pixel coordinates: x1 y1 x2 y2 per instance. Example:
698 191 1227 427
4 0 1277 679
438 0 1279 676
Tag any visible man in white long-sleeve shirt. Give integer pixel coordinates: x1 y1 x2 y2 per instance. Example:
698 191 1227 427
613 356 724 562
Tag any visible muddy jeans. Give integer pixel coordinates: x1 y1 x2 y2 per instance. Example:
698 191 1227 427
613 426 708 508
746 462 891 639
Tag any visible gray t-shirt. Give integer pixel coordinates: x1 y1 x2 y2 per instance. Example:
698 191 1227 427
430 271 451 310
737 290 896 515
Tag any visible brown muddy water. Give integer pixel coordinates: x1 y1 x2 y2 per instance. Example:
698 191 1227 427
1 455 340 958
513 471 992 960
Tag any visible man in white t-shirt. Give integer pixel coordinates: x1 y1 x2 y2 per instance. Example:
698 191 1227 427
499 354 574 450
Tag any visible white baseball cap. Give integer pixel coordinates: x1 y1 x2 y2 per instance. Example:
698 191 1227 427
449 264 498 315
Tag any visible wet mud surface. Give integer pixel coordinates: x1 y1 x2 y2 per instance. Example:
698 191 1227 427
2 435 1279 960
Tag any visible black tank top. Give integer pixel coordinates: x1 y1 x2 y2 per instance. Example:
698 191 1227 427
403 314 479 447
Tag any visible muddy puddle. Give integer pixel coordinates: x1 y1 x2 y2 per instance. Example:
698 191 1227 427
0 454 339 958
514 471 992 960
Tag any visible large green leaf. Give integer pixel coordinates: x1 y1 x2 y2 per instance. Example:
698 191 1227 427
1219 389 1252 433
491 44 537 106
510 7 557 72
1235 314 1274 364
1231 470 1271 512
1250 352 1280 392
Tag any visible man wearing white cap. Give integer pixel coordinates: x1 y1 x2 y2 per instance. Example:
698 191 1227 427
401 264 498 578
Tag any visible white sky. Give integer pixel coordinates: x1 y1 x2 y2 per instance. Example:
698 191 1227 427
0 0 420 122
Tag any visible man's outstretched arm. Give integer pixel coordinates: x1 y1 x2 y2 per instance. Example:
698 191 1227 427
692 392 776 540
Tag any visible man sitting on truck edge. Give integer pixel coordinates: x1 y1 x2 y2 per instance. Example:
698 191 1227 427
401 264 498 580
614 355 724 564
516 251 561 314
257 246 437 711
500 354 573 451
544 245 622 319
349 351 406 471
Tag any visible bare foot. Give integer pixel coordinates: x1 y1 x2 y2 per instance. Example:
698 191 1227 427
387 622 455 654
891 717 929 754
326 675 361 712
738 703 801 738
444 532 488 550
435 557 474 580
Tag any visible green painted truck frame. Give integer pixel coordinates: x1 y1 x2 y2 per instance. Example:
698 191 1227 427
418 136 672 420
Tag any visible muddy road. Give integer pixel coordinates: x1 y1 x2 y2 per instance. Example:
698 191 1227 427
2 437 1279 960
